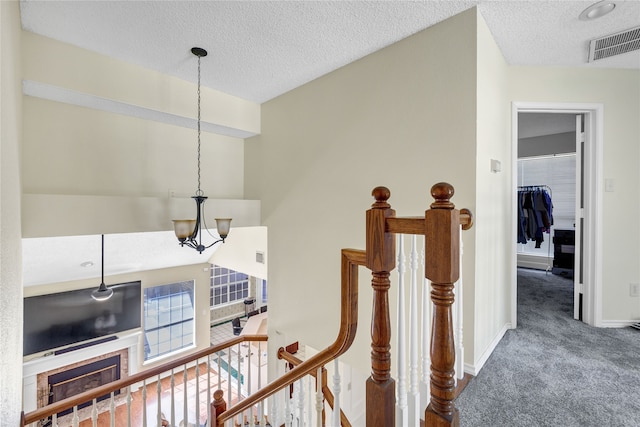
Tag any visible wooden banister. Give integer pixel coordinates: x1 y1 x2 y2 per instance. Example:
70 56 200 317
216 248 365 426
21 335 267 426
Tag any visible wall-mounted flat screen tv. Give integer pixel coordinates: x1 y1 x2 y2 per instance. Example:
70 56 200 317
23 281 141 356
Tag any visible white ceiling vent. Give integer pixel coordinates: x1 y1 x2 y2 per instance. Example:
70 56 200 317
588 26 640 62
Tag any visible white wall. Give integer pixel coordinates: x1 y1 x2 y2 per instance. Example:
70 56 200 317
210 226 267 280
509 67 640 323
0 1 23 423
246 9 482 377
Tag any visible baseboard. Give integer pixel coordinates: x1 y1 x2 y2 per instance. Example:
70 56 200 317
599 320 636 328
463 323 511 376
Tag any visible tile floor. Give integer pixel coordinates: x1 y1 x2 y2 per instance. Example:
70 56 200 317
210 319 241 345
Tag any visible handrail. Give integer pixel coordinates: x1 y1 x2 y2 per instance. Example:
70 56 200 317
21 334 267 426
279 350 351 427
216 248 365 426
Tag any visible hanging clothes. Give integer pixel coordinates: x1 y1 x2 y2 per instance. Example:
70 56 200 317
517 186 553 247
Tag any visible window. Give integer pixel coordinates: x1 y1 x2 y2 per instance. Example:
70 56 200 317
210 265 249 306
259 278 268 304
143 281 194 361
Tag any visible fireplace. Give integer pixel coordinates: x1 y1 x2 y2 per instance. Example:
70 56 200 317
23 333 140 415
47 354 121 417
34 348 129 415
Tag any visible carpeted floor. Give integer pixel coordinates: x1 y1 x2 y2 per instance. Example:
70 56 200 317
456 268 640 427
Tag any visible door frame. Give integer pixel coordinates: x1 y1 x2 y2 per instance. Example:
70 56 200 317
511 102 603 327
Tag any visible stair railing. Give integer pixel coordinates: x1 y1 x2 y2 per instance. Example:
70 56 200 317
214 248 364 426
21 334 267 427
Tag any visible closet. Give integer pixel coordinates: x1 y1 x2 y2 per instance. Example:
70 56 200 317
516 113 577 274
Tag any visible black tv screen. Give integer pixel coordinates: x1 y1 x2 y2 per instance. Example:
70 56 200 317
24 281 141 356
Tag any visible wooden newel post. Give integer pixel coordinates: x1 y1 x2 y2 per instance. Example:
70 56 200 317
212 389 226 426
425 182 461 427
366 186 396 427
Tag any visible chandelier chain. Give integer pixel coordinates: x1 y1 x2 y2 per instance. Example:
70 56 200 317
196 54 203 197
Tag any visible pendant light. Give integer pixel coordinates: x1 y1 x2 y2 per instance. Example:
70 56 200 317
91 234 113 301
172 47 231 254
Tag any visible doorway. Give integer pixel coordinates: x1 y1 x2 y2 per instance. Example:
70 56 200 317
511 102 603 328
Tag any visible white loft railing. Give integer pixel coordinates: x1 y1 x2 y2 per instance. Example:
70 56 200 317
21 335 268 427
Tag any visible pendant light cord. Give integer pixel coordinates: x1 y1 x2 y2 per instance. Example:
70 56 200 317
196 54 203 197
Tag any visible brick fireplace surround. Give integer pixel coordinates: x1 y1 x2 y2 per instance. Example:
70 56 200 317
23 333 140 414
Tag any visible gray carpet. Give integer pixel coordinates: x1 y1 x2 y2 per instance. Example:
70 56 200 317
456 268 640 427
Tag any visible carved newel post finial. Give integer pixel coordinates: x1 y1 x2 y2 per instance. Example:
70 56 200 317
212 389 226 418
371 186 391 208
430 182 455 209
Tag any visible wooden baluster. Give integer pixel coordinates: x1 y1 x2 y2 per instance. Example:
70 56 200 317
366 186 396 427
424 182 461 427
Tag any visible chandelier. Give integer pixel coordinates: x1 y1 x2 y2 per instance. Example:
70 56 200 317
172 47 231 254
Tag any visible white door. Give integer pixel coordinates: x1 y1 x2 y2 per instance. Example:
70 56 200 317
574 114 584 320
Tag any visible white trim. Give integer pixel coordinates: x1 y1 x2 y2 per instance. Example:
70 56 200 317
599 320 636 328
463 323 510 376
511 102 603 328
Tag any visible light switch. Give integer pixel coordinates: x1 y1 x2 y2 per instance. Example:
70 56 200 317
491 159 501 173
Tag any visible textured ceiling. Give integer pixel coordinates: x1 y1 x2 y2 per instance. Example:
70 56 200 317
20 0 640 103
18 0 640 286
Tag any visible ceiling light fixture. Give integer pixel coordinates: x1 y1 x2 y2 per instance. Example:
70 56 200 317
579 1 616 20
91 234 113 301
172 47 231 254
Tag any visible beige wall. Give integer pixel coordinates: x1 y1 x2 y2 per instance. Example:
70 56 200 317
0 1 23 423
21 32 260 237
24 264 212 370
246 9 482 373
509 67 640 323
473 12 511 368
